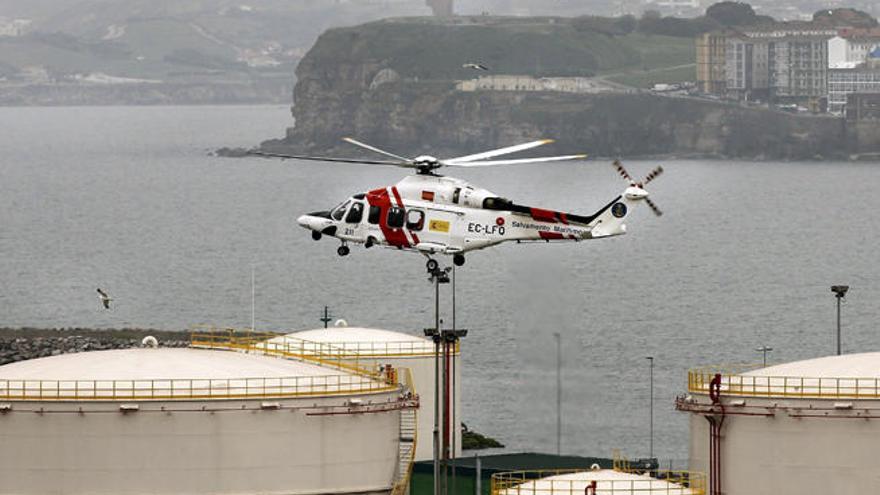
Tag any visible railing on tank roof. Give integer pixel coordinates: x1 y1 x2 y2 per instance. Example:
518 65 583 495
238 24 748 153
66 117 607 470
689 364 880 399
490 468 706 495
189 326 383 381
0 372 398 401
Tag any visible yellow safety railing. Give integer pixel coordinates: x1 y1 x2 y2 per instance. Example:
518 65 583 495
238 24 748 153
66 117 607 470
190 324 457 358
688 365 880 399
390 367 418 495
190 327 380 381
491 469 706 495
0 373 397 401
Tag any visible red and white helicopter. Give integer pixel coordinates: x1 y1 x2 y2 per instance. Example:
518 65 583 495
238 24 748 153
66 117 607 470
255 138 663 269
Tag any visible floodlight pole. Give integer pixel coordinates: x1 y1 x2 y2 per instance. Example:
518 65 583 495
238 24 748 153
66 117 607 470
553 332 562 456
647 356 654 460
831 285 849 356
756 346 773 367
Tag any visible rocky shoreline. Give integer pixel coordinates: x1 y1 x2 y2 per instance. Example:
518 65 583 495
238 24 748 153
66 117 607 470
0 328 191 366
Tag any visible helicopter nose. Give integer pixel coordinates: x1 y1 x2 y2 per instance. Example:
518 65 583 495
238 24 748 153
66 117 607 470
296 215 313 229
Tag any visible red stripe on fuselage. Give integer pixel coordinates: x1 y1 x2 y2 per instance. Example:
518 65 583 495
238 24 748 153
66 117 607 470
539 231 564 240
366 187 410 248
530 207 558 223
557 212 569 224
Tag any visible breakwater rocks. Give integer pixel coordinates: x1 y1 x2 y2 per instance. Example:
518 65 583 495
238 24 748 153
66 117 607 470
0 328 190 366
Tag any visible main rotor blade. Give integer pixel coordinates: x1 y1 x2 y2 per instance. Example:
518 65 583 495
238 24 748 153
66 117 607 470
249 151 411 167
444 154 587 166
342 137 412 162
645 196 663 217
444 139 556 164
642 166 664 186
613 160 633 182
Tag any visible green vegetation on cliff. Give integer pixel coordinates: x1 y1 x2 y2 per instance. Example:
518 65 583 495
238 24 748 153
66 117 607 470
310 17 694 80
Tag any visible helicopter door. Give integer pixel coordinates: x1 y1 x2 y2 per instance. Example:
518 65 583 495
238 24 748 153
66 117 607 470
423 209 461 249
341 200 366 240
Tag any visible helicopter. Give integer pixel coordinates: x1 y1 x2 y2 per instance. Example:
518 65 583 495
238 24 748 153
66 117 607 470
254 138 663 269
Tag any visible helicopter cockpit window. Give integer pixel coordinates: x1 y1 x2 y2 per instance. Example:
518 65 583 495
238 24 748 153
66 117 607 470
331 200 350 221
406 209 425 231
368 205 381 224
387 206 405 228
346 202 364 223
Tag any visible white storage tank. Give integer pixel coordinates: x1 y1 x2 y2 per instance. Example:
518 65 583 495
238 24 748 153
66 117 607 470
492 467 704 495
679 352 880 495
0 347 410 495
266 325 461 462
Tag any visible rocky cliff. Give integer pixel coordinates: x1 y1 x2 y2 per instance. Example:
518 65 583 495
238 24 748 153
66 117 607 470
262 19 874 160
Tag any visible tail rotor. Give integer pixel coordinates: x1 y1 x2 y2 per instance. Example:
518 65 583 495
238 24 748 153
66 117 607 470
613 160 665 217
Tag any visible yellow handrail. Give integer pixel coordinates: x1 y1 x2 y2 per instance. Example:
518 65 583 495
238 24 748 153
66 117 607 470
0 373 397 401
688 364 880 399
491 469 705 495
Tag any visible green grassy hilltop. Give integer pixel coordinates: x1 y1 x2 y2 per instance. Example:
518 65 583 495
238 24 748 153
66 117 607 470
309 16 695 84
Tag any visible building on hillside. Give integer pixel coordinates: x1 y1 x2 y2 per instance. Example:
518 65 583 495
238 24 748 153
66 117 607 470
0 18 31 37
724 25 835 104
828 67 880 114
426 0 453 17
725 35 770 101
828 28 880 68
696 31 727 94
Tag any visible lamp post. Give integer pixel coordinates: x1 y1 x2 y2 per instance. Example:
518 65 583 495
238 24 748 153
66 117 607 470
831 285 849 355
646 356 654 460
320 306 332 329
755 346 773 367
553 332 562 456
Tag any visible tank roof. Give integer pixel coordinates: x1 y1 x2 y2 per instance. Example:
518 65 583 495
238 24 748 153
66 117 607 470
743 352 880 379
280 327 436 356
0 348 354 381
498 470 697 495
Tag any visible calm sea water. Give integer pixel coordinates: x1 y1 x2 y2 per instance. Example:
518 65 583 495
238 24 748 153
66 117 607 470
2 105 880 465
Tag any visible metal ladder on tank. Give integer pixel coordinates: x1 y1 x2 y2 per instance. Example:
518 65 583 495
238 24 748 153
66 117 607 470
391 369 418 495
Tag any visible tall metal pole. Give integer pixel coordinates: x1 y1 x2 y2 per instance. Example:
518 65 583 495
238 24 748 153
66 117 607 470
433 275 440 495
755 346 773 367
831 285 849 356
836 295 842 356
647 356 654 459
321 306 332 329
553 332 561 456
251 265 255 332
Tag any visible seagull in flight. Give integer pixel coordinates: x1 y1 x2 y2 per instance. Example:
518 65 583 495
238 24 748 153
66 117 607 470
96 288 112 309
462 62 489 71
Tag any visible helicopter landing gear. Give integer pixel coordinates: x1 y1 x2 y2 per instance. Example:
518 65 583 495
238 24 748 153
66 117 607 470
453 254 465 267
426 258 439 272
365 236 376 249
311 231 322 241
337 244 350 257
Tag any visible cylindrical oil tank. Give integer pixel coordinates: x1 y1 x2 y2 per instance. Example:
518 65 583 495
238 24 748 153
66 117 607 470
679 352 880 495
492 468 704 495
0 347 406 495
267 326 461 461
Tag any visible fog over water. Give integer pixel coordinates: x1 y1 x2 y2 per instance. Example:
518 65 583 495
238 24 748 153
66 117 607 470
2 105 880 465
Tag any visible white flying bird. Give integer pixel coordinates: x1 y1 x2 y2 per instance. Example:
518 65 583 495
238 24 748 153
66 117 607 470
96 288 112 309
462 62 489 71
